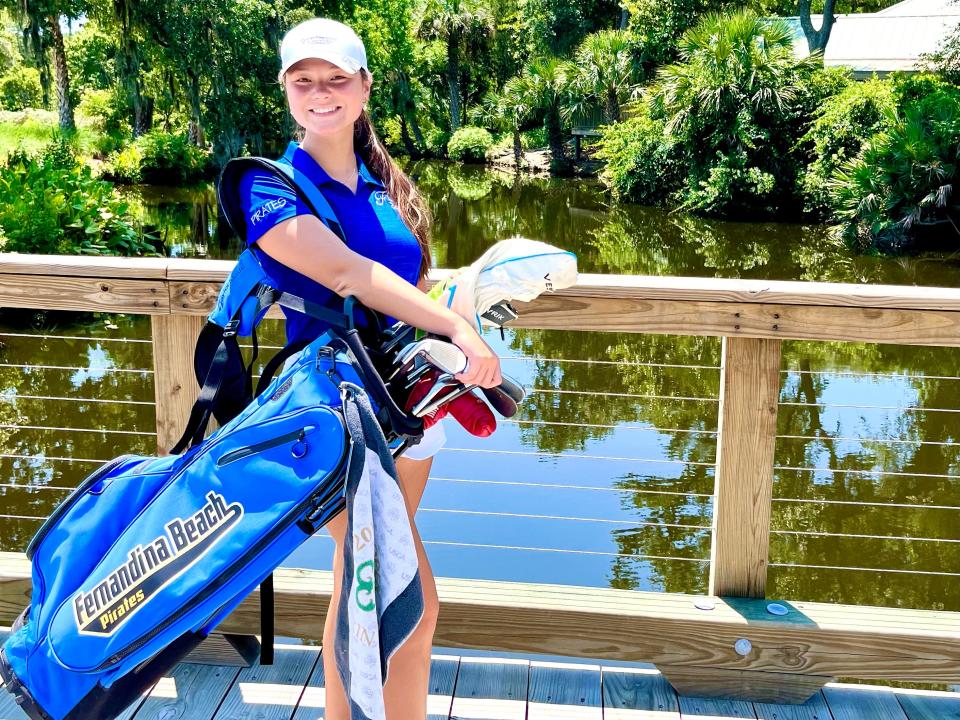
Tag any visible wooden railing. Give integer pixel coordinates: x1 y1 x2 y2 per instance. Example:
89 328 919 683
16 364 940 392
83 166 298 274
0 254 959 704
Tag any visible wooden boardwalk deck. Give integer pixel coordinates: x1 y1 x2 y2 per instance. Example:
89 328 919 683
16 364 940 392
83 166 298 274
2 639 958 720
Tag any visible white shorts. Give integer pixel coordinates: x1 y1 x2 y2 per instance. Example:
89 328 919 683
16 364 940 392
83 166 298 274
402 420 447 460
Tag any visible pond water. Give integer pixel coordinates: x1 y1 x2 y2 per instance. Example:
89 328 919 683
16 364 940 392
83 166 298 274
1 160 958 618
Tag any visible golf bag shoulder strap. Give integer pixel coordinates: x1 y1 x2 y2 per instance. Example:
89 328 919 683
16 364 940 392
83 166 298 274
172 158 359 456
217 155 345 244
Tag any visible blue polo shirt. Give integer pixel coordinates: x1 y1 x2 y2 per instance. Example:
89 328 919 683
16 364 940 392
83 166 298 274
238 141 423 344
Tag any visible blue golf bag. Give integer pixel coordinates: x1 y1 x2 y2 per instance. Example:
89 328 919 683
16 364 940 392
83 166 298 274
0 157 424 720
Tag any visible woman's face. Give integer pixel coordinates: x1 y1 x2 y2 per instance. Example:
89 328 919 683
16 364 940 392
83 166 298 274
284 58 371 138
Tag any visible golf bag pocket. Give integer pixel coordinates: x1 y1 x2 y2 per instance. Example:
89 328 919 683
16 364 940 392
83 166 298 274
0 334 361 720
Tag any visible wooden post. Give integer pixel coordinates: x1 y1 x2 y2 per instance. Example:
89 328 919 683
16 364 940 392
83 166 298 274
151 314 205 454
709 336 781 598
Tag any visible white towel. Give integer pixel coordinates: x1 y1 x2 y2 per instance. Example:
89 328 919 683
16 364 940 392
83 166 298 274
335 385 424 720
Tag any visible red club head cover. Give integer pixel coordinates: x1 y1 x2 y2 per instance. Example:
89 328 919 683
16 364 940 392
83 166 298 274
447 390 497 438
405 369 450 429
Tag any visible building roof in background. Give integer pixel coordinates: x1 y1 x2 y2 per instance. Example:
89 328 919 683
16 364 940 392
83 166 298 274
784 0 960 73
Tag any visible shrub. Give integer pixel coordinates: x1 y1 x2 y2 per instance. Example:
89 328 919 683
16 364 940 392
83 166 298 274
800 78 896 216
77 87 127 134
596 112 678 204
106 130 212 184
0 67 43 111
447 126 494 163
648 10 819 217
0 138 158 256
829 75 960 251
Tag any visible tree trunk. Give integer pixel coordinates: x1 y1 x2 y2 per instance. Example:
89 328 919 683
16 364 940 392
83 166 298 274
605 86 620 123
513 128 522 166
408 110 427 155
186 71 204 146
798 0 837 54
399 113 420 158
446 29 462 133
619 8 629 30
47 16 75 132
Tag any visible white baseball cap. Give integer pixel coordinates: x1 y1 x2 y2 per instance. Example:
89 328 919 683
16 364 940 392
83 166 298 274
279 18 368 79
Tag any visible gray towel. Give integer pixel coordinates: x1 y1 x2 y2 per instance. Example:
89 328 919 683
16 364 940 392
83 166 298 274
336 384 425 720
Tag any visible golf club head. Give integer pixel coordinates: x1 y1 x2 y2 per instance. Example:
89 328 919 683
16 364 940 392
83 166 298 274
481 386 519 418
497 374 526 404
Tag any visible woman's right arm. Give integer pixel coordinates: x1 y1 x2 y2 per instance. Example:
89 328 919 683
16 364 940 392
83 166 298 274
256 213 502 389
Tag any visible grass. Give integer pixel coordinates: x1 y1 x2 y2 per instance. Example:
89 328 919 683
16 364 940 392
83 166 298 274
0 109 106 161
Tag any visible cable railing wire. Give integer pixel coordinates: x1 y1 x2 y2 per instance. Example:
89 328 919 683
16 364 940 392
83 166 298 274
772 529 960 544
0 393 154 406
780 401 960 414
769 562 960 577
782 368 960 382
774 497 960 511
775 465 960 481
0 363 153 374
440 446 716 467
428 476 715 499
0 332 151 344
0 423 154 437
777 434 960 447
418 507 711 531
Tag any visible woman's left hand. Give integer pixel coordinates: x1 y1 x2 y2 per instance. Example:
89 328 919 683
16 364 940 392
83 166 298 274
449 320 502 389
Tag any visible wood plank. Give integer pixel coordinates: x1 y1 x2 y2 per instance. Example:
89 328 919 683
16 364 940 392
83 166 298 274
710 337 780 597
509 294 960 347
427 655 460 720
2 558 959 684
118 662 240 720
677 694 756 718
823 684 908 720
527 661 601 719
212 644 319 720
602 667 680 720
168 280 284 318
289 647 324 720
895 688 960 720
151 314 205 453
754 690 834 720
657 664 829 705
0 254 170 279
0 274 168 314
448 657 528 720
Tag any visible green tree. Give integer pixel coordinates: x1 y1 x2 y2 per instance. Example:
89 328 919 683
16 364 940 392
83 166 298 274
520 56 574 173
415 0 494 132
650 10 818 216
570 29 638 124
3 0 85 131
473 74 534 166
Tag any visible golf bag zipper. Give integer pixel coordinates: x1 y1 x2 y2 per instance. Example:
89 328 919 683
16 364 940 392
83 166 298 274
216 427 314 467
95 411 348 671
27 454 136 561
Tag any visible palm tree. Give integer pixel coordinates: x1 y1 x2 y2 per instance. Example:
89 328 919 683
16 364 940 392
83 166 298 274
474 74 533 167
522 56 574 172
570 29 638 124
4 0 83 132
415 0 493 132
652 10 813 148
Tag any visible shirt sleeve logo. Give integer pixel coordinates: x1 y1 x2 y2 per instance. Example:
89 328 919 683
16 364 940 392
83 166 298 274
249 198 288 225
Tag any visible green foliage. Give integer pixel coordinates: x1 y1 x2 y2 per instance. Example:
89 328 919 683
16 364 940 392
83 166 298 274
596 110 677 204
447 125 494 161
829 75 960 251
0 137 156 255
106 130 212 184
76 87 127 134
801 78 894 216
0 65 42 110
569 29 639 124
622 0 732 67
649 9 819 216
517 0 622 57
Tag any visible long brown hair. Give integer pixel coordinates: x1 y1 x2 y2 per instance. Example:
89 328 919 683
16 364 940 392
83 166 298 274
353 95 432 280
286 69 432 280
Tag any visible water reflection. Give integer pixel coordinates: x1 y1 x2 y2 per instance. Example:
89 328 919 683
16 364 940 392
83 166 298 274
2 162 960 616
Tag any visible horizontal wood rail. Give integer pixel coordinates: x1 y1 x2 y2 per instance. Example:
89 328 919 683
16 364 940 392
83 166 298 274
2 254 960 703
1 553 958 703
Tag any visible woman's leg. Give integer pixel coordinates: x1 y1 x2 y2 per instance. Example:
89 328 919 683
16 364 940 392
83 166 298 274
319 455 438 720
382 455 438 720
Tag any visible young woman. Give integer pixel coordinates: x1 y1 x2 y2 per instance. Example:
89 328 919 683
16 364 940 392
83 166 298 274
237 17 501 720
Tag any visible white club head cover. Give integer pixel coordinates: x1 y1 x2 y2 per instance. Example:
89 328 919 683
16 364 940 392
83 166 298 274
430 238 578 329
